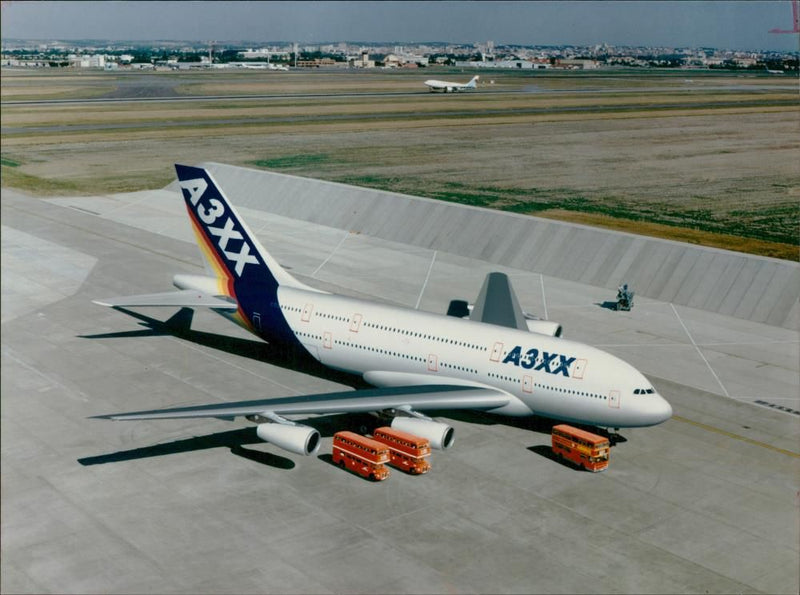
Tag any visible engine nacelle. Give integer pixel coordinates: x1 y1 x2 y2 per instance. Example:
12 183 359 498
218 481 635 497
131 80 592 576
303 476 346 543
256 423 321 456
525 319 563 338
391 417 454 450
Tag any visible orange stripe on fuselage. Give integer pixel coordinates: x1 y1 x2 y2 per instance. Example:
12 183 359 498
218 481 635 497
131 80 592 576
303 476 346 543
185 204 255 333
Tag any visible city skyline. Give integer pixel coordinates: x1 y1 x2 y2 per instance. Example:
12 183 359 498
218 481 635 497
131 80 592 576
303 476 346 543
2 1 798 52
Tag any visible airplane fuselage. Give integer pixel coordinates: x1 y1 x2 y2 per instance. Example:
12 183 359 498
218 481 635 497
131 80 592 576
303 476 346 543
208 281 671 428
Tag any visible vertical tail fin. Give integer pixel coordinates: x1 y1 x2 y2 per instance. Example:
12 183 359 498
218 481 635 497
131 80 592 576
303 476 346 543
467 75 479 88
174 164 311 295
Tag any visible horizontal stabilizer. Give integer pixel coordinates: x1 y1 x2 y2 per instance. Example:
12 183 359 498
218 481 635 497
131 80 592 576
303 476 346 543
93 384 511 421
93 289 238 310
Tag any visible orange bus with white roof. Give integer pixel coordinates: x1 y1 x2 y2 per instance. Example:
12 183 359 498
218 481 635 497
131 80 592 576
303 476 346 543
551 424 610 472
372 427 431 474
332 431 391 481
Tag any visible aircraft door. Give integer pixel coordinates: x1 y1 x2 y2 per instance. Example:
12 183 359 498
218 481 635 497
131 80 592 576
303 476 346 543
572 358 587 379
490 342 504 362
523 375 533 394
301 303 314 322
427 354 439 372
609 390 620 409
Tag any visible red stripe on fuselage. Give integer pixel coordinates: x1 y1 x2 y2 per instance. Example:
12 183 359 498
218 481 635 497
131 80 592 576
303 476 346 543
185 203 254 332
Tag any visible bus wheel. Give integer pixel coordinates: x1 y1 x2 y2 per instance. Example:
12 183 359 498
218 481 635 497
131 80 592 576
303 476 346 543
369 473 375 481
338 459 346 469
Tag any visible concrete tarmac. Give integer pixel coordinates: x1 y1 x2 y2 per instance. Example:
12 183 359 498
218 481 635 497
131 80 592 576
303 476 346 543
2 187 798 594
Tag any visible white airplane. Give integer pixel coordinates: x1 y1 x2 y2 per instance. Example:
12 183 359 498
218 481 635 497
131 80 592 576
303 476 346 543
92 165 672 457
424 75 479 92
228 62 289 71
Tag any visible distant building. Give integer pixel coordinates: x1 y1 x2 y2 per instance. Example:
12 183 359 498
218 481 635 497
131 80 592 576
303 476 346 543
68 54 105 68
455 59 549 69
350 51 375 68
557 59 599 70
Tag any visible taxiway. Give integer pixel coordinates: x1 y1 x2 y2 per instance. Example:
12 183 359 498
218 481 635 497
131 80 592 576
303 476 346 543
1 176 798 593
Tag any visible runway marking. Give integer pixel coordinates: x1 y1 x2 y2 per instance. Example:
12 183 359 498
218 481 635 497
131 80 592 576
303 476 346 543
670 303 730 398
311 231 350 278
754 399 800 416
672 415 800 458
539 274 549 321
415 250 438 310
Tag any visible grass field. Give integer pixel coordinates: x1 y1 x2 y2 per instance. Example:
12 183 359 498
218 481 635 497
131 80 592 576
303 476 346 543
1 67 797 260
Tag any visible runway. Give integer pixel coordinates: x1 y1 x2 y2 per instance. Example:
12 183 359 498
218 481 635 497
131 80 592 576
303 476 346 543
3 97 797 136
1 181 798 594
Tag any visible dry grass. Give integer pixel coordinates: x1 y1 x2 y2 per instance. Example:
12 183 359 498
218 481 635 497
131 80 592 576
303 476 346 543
2 67 797 261
536 209 799 261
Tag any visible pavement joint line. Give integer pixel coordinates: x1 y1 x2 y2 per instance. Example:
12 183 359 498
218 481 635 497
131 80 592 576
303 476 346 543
539 273 549 321
2 345 89 403
100 191 155 217
597 340 799 347
165 335 301 395
6 203 203 270
414 250 438 310
549 301 673 309
671 415 800 458
311 230 350 278
670 303 730 398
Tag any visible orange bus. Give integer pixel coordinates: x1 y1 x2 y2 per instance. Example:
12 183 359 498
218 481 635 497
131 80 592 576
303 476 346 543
332 431 391 481
551 424 610 472
372 427 431 474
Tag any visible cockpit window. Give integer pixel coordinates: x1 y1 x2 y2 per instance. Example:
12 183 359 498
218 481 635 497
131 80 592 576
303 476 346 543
634 388 656 395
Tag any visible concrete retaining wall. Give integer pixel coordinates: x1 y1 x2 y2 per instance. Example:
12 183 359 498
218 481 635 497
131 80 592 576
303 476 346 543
199 162 799 329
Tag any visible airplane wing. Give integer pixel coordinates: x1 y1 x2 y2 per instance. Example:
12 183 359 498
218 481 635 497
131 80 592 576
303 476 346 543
93 384 511 421
93 289 238 310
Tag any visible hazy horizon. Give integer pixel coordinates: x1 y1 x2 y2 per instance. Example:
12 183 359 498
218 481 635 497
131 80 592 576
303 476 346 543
2 1 798 52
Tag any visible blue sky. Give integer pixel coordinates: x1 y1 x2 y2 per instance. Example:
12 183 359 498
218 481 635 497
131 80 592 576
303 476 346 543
1 1 797 51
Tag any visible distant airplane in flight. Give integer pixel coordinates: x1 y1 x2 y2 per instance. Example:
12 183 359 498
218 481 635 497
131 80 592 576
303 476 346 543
424 75 479 92
92 165 671 458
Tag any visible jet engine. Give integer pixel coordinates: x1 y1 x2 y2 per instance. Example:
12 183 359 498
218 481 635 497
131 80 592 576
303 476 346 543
391 417 454 450
525 319 563 338
256 423 321 456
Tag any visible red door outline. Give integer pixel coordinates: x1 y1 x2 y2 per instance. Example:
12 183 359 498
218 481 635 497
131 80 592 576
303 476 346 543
490 342 504 362
523 375 533 394
609 390 620 409
427 354 439 372
572 358 587 380
301 303 313 322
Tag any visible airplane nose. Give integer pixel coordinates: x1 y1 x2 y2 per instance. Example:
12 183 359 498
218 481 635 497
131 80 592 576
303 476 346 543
652 395 673 424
